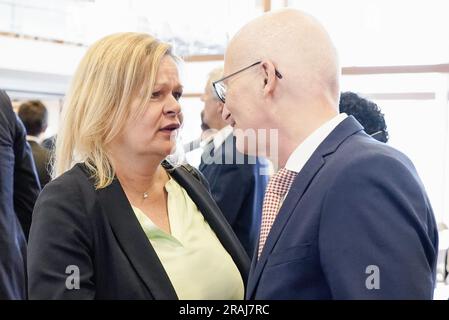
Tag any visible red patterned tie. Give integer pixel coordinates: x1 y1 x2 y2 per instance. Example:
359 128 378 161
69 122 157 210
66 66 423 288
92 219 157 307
258 168 297 258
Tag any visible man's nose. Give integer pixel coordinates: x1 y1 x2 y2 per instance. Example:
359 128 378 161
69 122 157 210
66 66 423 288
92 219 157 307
222 105 232 123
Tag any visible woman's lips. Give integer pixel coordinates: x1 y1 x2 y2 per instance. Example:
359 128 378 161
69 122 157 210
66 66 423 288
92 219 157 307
160 123 180 130
159 123 180 135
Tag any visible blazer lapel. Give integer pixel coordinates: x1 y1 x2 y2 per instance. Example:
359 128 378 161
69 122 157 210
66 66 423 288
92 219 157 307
246 116 364 298
169 164 251 284
97 177 178 300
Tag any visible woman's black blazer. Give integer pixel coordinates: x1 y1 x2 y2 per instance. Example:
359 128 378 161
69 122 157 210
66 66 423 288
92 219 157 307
27 162 250 299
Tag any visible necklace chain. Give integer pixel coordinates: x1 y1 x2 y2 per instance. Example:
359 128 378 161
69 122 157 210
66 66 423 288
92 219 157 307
121 169 168 201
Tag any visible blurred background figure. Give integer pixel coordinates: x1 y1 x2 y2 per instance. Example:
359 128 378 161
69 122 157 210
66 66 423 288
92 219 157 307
339 91 389 143
41 135 56 151
18 100 52 187
198 66 269 258
0 90 40 299
183 110 212 153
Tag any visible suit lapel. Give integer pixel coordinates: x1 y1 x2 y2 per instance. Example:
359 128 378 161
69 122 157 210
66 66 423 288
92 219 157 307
246 116 364 298
96 176 178 300
169 164 250 284
246 155 325 298
200 133 234 171
199 140 216 172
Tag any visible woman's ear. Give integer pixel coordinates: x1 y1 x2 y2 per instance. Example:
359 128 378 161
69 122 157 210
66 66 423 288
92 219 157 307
261 60 277 97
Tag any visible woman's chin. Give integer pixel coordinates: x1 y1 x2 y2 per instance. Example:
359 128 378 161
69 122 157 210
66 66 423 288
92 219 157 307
138 139 176 159
136 147 172 160
160 144 177 158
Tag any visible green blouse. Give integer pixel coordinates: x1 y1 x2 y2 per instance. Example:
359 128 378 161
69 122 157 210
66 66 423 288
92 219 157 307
132 177 244 300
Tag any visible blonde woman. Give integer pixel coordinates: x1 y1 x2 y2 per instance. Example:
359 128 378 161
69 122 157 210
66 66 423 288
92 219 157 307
27 33 248 299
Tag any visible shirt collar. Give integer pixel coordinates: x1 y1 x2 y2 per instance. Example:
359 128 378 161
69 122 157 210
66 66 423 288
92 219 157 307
285 113 348 173
26 135 41 143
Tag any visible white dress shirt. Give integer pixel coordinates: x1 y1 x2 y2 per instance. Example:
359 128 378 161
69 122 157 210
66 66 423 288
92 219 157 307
285 113 347 174
26 135 41 143
281 113 347 202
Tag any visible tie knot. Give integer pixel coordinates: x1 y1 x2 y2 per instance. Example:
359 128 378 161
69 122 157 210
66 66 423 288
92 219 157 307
266 168 297 196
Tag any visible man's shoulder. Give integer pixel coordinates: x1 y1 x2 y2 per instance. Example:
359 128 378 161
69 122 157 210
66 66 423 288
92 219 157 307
0 91 15 120
310 133 420 195
0 94 15 136
329 133 412 171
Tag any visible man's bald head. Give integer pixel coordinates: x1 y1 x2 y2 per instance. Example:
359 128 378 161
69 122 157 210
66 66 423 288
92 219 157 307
222 9 341 164
226 9 340 107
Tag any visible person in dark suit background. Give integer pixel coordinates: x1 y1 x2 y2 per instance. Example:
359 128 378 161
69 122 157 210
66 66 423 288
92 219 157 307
218 9 438 299
41 134 56 151
0 90 40 299
182 110 212 154
198 67 269 258
27 32 249 299
18 100 52 187
339 91 389 143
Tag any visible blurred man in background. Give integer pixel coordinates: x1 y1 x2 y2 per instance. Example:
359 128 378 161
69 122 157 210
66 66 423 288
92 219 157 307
18 100 52 187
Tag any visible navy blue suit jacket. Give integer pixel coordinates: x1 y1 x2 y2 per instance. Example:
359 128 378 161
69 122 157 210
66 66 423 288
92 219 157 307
199 134 269 258
0 90 40 299
247 116 438 299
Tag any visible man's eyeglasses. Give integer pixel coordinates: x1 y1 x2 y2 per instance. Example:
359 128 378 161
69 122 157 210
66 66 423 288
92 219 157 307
212 61 283 103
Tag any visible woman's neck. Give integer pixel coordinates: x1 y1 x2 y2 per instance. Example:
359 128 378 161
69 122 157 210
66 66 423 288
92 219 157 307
110 152 166 195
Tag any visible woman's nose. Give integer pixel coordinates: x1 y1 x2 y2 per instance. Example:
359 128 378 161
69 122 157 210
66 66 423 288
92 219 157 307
164 97 182 117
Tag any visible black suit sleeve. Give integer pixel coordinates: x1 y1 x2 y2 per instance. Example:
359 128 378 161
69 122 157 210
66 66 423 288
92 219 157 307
13 116 41 239
319 154 438 299
0 109 15 220
27 178 96 299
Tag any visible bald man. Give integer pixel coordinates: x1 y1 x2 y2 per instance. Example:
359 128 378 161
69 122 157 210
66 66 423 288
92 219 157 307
199 67 269 258
215 9 438 299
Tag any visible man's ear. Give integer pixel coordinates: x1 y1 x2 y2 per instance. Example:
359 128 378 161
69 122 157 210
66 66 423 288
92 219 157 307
261 60 277 98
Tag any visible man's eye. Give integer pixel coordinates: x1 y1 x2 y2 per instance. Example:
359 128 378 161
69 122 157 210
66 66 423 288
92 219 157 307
151 91 161 99
173 91 183 101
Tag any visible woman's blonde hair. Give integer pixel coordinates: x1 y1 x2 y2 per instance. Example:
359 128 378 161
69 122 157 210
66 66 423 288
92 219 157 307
53 32 173 189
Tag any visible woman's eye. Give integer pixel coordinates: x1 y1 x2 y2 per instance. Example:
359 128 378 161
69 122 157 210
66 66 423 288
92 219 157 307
151 91 161 99
173 91 182 101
